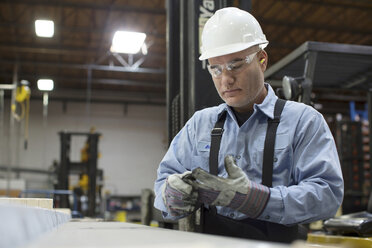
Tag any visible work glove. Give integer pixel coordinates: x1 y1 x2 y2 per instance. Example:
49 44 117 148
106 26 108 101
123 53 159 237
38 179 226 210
189 155 270 219
162 171 199 217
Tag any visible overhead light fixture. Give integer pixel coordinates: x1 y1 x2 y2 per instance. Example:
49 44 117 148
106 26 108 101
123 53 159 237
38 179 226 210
35 20 54 38
110 31 146 54
37 79 54 91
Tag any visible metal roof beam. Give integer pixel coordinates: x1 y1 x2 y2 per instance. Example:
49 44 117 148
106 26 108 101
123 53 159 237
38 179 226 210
0 59 165 74
0 73 165 88
260 18 372 36
4 0 166 15
277 0 372 11
0 86 165 104
31 88 166 105
0 42 165 58
0 21 165 39
48 97 166 106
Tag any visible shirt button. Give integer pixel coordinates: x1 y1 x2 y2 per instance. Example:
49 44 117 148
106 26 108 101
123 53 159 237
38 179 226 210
265 215 270 220
236 155 241 160
230 213 235 218
274 157 278 162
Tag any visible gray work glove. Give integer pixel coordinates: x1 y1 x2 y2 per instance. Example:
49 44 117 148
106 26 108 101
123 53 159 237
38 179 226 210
162 171 199 217
189 155 270 218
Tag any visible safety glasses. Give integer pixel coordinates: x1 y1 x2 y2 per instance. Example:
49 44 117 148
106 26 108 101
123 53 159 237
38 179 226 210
207 50 260 78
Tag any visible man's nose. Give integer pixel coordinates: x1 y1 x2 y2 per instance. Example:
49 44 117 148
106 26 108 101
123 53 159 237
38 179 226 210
220 70 234 85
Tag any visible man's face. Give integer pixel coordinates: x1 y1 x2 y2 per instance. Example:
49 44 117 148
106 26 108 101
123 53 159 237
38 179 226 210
208 46 268 112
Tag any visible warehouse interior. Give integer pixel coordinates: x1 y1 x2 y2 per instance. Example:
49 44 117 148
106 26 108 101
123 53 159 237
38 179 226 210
1 0 372 247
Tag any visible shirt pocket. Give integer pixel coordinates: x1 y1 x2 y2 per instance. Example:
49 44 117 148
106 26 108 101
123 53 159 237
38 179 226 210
274 133 290 150
252 133 292 185
268 134 292 185
191 140 210 171
194 140 211 156
254 134 291 164
255 133 290 151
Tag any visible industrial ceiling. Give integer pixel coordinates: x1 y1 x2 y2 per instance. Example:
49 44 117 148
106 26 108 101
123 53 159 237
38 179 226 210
0 0 371 106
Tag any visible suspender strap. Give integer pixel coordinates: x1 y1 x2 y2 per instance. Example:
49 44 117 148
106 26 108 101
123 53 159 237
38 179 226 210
208 99 286 193
209 111 227 176
204 99 291 238
262 99 286 187
207 111 227 215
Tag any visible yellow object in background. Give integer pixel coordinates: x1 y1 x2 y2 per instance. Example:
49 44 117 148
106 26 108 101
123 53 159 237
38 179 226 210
114 211 127 222
15 85 30 103
79 174 89 191
81 143 89 162
80 127 102 162
12 83 31 149
150 220 159 227
308 233 372 248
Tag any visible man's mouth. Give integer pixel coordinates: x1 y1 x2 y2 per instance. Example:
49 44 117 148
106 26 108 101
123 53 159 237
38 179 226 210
223 89 241 96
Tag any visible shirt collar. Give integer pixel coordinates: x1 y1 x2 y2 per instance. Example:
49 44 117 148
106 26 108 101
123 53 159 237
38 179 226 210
254 83 278 119
217 83 278 120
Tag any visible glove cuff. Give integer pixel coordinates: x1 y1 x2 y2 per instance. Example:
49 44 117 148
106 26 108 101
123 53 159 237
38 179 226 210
197 188 220 205
163 179 198 217
163 179 185 216
227 181 270 219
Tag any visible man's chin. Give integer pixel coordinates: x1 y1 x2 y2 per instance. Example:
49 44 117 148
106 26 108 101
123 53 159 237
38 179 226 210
225 99 253 111
223 97 241 107
226 95 243 103
226 102 243 108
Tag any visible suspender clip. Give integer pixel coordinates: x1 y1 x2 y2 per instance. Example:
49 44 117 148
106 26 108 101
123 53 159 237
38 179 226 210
211 128 224 136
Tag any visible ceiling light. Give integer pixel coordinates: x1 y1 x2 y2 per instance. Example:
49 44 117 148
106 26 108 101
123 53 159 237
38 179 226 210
110 31 146 54
37 79 54 91
35 20 54 38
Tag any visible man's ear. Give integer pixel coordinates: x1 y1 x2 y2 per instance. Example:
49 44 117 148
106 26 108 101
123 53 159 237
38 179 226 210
259 50 268 72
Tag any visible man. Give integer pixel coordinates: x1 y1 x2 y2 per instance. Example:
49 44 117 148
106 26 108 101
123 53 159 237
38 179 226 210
154 7 343 243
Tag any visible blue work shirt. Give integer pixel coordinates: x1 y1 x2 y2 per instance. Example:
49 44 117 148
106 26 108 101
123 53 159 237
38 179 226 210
154 84 344 225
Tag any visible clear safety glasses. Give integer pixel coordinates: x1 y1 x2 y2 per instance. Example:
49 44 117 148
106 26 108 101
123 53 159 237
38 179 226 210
207 50 260 78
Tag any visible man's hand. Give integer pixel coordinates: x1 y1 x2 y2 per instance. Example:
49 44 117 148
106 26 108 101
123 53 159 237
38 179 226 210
190 155 270 218
162 171 199 217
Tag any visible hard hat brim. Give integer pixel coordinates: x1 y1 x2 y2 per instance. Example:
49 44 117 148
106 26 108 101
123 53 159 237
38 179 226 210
199 41 268 60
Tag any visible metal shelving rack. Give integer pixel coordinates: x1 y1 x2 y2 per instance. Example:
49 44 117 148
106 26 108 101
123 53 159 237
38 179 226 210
336 121 370 213
265 41 372 213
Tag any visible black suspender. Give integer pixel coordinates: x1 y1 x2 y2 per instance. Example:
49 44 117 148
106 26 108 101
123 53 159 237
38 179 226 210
209 99 286 186
209 111 227 176
262 99 286 187
208 111 227 215
204 99 301 241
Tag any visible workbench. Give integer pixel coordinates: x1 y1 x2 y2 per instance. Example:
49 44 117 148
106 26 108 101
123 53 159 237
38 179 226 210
23 219 291 248
0 200 327 248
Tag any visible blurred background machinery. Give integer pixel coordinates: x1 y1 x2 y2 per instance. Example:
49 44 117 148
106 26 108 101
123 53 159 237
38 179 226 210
54 131 104 217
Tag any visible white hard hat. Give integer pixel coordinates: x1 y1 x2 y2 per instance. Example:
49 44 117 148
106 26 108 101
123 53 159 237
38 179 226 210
199 7 268 60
